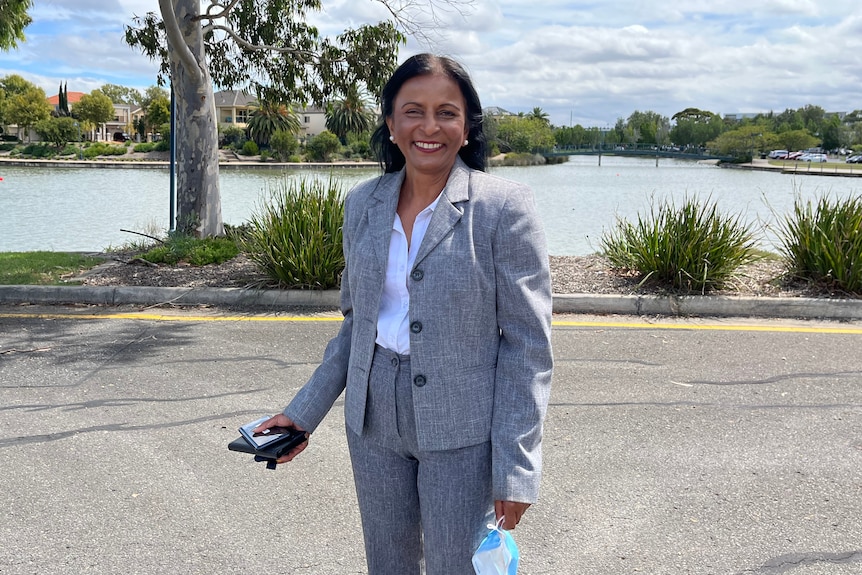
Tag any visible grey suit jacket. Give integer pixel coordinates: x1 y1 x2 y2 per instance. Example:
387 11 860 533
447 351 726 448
284 157 553 502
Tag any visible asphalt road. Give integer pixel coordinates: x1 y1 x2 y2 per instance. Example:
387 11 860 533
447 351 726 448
1 306 861 574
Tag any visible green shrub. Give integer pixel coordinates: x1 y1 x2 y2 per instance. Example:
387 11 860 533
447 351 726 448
141 234 239 266
269 129 299 160
134 142 155 152
241 177 345 289
778 195 862 294
20 143 55 158
305 131 341 161
220 125 246 148
601 196 760 292
0 142 18 152
154 139 169 152
241 140 260 156
82 143 127 158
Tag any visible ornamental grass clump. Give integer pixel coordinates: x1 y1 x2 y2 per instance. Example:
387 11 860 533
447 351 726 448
242 177 345 289
778 195 862 295
601 196 760 292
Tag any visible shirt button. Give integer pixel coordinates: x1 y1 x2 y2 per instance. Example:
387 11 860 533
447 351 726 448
411 269 424 281
413 375 426 387
391 357 398 367
410 321 422 334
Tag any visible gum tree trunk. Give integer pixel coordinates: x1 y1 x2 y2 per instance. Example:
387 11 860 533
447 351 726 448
161 0 223 237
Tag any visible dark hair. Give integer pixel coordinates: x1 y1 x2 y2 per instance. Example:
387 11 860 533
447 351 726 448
371 53 487 173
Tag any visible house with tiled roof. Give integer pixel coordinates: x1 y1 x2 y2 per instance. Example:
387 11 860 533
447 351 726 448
214 89 327 139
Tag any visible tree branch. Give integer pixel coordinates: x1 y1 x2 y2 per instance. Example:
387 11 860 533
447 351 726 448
159 0 202 84
198 0 242 22
373 0 474 45
208 24 317 63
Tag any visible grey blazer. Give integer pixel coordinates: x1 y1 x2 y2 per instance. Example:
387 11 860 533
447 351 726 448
284 157 553 502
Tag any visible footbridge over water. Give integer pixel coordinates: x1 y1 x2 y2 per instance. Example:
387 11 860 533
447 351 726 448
541 145 735 163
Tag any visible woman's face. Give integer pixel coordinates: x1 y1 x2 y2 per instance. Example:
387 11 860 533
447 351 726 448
386 72 470 179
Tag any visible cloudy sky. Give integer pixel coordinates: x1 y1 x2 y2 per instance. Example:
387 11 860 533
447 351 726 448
3 0 860 127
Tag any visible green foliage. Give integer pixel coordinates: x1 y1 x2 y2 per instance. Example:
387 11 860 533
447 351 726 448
708 125 769 162
19 143 55 158
0 0 32 50
141 234 239 266
669 109 723 148
246 100 300 147
34 116 78 149
241 140 260 156
495 153 545 166
73 90 116 126
777 129 818 153
125 3 405 109
146 97 170 131
269 129 299 160
325 87 375 142
627 110 671 146
601 196 760 292
220 125 246 148
4 84 51 139
0 251 103 285
778 195 862 294
0 142 15 151
305 131 341 161
241 177 345 289
99 83 142 105
154 139 169 152
528 107 550 123
82 143 127 158
134 142 156 152
495 116 555 153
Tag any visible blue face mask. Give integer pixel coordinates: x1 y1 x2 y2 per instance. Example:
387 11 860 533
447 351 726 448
471 518 520 574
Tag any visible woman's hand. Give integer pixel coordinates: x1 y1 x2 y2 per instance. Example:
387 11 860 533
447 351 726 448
252 414 309 464
494 500 531 530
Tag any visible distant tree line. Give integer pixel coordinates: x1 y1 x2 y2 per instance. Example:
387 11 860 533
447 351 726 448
551 104 862 161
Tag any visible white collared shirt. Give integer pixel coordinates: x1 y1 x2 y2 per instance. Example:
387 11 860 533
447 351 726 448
375 194 442 354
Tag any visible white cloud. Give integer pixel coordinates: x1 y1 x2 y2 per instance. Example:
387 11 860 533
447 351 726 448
2 1 860 126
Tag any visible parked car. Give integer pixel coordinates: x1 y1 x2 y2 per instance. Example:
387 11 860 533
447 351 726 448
112 132 130 142
786 151 804 160
801 153 828 163
846 155 862 164
768 149 789 159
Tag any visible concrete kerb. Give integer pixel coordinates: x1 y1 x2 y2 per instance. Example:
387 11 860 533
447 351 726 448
0 285 341 309
2 285 862 320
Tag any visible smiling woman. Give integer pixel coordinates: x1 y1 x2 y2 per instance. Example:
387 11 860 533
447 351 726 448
251 53 554 574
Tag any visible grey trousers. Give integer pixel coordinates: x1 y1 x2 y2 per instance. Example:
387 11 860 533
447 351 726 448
347 345 494 575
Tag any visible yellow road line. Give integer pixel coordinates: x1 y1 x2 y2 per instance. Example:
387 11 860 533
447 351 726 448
553 319 862 334
2 311 862 334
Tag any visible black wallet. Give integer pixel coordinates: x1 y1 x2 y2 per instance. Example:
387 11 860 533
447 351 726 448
228 418 308 469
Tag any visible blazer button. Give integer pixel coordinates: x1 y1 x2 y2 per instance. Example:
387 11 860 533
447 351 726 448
413 375 426 387
410 269 424 281
410 321 422 334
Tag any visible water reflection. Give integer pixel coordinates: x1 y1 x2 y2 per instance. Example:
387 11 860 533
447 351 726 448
0 157 858 255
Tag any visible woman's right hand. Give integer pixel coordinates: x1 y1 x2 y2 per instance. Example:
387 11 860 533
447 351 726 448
252 414 309 463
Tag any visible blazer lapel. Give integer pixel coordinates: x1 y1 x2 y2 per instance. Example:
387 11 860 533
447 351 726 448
366 171 403 272
414 158 470 267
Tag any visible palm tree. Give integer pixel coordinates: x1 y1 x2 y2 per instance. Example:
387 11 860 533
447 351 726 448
246 98 301 147
529 107 550 124
325 87 375 143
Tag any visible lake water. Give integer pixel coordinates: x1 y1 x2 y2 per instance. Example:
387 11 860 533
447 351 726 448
1 156 859 255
